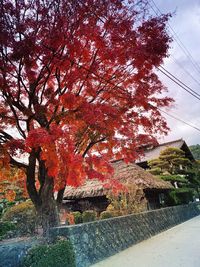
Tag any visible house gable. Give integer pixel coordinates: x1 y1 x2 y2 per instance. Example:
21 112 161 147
136 139 195 169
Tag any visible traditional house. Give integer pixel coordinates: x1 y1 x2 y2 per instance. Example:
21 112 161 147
136 139 195 169
62 160 173 212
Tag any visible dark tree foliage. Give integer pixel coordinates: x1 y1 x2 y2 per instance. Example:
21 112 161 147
190 144 200 160
148 147 199 205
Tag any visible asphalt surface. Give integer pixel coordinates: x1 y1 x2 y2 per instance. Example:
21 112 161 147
92 215 200 267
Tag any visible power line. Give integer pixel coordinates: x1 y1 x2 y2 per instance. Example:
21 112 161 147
72 1 200 134
159 66 200 97
158 108 200 133
170 54 200 89
157 66 200 100
167 24 200 75
69 56 200 134
150 0 200 76
141 1 200 101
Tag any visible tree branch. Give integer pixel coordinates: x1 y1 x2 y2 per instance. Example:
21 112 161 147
10 156 28 169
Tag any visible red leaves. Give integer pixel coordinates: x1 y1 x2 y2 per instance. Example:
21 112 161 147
63 154 85 187
137 15 171 67
86 169 105 181
6 139 25 157
60 93 78 110
26 128 51 150
0 0 173 197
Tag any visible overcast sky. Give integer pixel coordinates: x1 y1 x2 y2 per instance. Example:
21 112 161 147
151 0 200 145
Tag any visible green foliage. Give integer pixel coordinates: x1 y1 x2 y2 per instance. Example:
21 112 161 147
0 221 16 240
187 162 200 183
148 167 162 175
148 158 168 170
190 144 200 160
148 146 198 205
0 199 16 218
148 147 191 176
2 200 37 235
72 211 82 224
82 210 97 223
99 211 114 220
159 175 188 183
166 188 193 206
22 239 75 267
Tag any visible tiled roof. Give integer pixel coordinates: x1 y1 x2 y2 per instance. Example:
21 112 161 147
63 160 172 199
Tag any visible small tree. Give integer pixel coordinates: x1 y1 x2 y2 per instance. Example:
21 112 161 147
149 147 191 173
148 147 195 205
148 147 191 187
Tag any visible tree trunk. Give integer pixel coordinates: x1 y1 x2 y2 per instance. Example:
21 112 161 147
37 176 60 236
26 151 60 235
56 187 65 206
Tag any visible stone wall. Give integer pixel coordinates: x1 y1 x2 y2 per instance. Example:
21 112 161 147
51 203 200 267
0 237 41 267
0 204 199 267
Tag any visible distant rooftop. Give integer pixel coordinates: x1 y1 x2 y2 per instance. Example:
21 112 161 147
136 139 194 164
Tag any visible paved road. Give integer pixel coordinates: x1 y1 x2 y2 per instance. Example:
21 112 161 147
92 215 200 267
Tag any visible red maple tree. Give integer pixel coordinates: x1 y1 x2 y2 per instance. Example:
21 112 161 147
0 0 172 230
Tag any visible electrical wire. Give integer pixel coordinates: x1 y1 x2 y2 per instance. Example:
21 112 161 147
150 0 200 76
158 108 200 133
73 0 200 134
157 66 200 100
68 57 200 134
170 54 200 89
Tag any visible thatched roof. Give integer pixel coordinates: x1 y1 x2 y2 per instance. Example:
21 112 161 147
63 160 173 200
136 139 194 164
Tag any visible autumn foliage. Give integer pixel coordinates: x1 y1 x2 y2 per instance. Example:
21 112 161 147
0 0 172 228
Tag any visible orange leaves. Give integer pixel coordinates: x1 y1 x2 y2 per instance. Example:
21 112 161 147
65 213 75 225
0 167 27 202
84 155 114 182
5 190 16 202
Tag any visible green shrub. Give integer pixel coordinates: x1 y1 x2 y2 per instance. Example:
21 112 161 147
0 204 3 217
22 244 47 266
82 210 97 223
166 188 194 206
0 199 16 218
72 211 82 224
22 239 75 267
2 200 37 235
0 221 16 240
99 211 114 220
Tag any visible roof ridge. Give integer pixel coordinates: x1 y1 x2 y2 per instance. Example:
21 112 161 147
157 138 184 147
